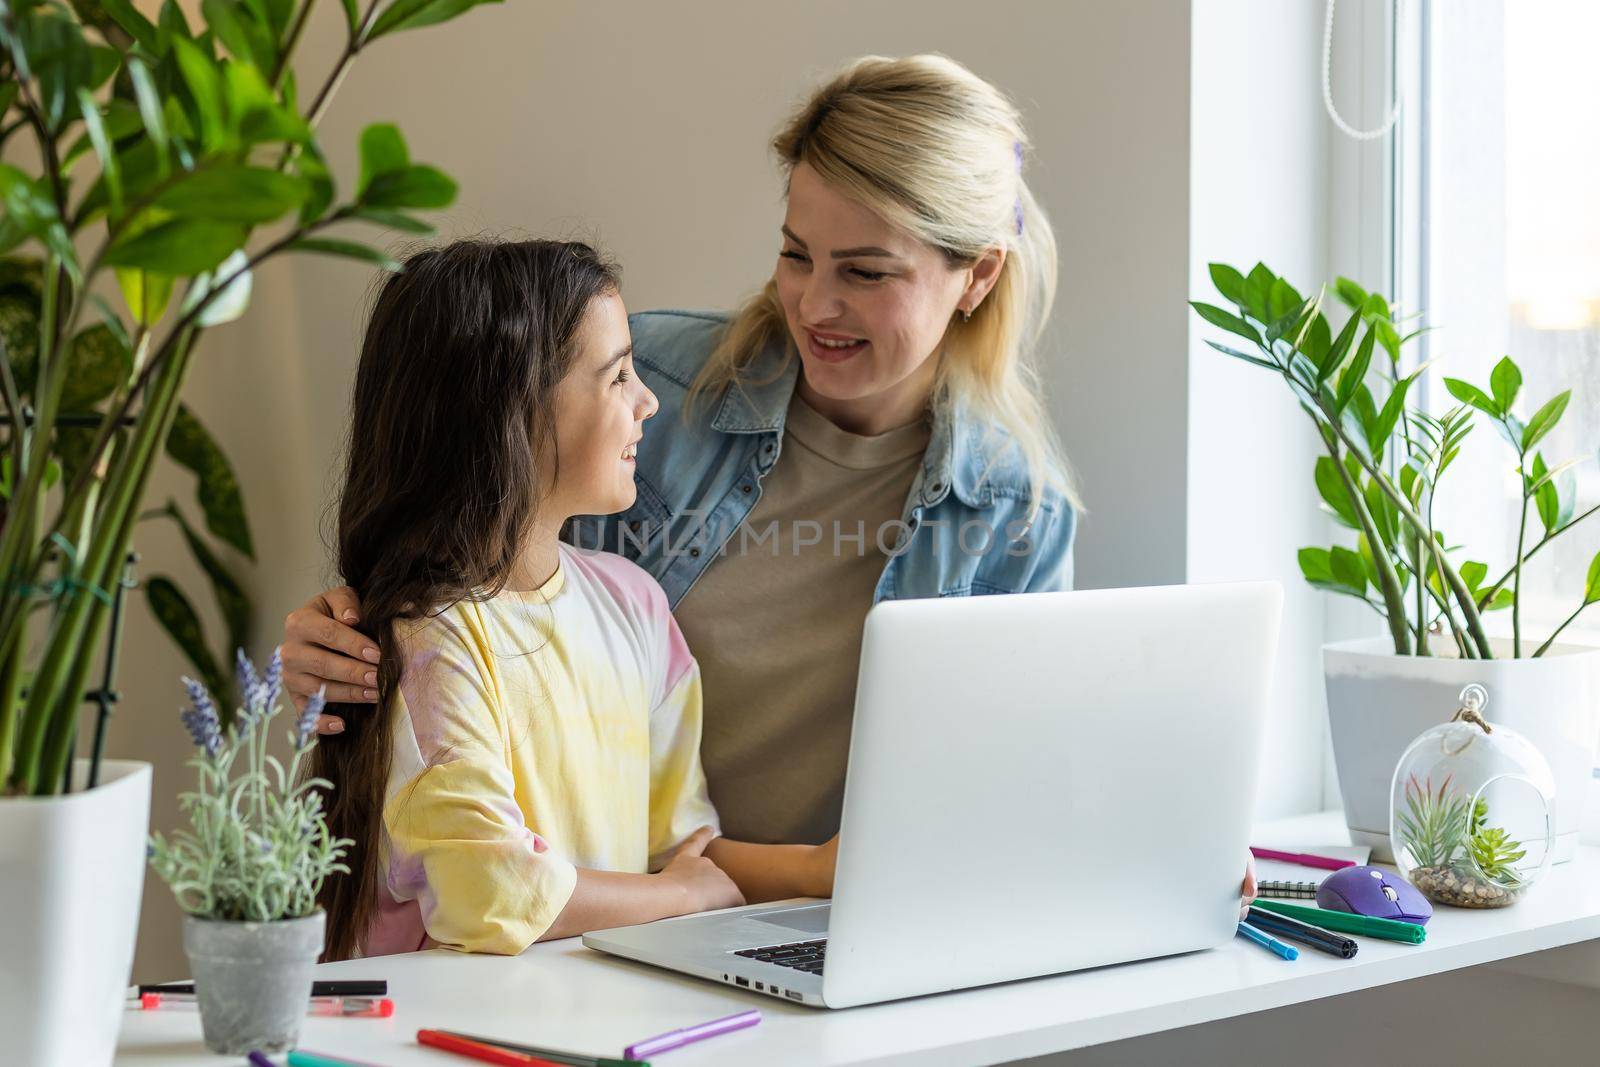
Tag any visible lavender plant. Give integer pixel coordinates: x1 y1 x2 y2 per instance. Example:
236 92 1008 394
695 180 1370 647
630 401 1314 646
147 648 349 922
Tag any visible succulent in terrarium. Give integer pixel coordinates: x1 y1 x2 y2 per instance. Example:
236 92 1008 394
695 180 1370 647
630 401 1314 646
1396 774 1530 908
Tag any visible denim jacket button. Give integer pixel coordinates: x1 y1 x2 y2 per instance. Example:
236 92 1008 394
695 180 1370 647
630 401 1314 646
689 546 701 558
741 484 752 494
628 520 641 532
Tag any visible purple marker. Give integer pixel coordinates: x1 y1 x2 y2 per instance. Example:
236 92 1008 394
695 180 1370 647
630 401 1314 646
247 1053 276 1067
623 1009 761 1060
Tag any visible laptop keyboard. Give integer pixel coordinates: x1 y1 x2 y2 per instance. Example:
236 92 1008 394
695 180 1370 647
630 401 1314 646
734 938 827 975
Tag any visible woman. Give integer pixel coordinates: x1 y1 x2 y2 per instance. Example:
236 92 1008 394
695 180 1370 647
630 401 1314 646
289 54 1078 848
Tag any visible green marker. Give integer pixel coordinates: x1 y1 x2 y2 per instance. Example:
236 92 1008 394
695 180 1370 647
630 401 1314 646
1250 899 1426 944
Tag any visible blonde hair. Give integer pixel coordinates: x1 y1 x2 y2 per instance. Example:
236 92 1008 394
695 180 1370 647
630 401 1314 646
688 53 1080 517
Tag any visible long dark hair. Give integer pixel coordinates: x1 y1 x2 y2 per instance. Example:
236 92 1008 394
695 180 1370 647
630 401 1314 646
312 238 621 961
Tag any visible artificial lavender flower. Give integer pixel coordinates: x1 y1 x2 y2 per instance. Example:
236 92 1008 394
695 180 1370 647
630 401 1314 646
262 646 284 711
295 686 328 750
234 649 265 735
179 676 222 758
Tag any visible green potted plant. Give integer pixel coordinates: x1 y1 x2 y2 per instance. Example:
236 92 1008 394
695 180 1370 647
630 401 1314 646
0 2 498 1064
1191 264 1600 861
148 650 347 1054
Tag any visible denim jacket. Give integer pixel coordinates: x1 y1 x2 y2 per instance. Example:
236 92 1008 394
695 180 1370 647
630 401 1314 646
565 310 1077 609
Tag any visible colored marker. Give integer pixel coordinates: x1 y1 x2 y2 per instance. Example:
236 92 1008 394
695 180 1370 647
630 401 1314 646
440 1031 640 1067
1251 899 1427 944
1250 847 1358 871
287 1052 390 1067
623 1009 761 1060
138 993 393 1017
133 979 386 998
1237 920 1299 960
418 1029 565 1066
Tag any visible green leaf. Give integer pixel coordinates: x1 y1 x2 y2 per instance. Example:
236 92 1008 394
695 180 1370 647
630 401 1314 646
1370 373 1416 456
59 324 130 411
1443 378 1498 418
1266 277 1303 323
75 89 122 214
0 164 76 268
166 404 254 558
1295 312 1332 367
201 0 274 69
1330 546 1369 595
287 238 403 273
1522 390 1571 452
1373 318 1401 364
116 268 175 327
105 218 247 276
172 37 226 150
99 0 161 51
156 165 306 223
362 164 457 210
1490 356 1522 415
161 502 251 655
1318 309 1362 382
1315 457 1359 528
1334 277 1369 311
368 0 503 41
357 123 409 198
1298 547 1333 583
1208 263 1246 307
1189 302 1262 348
1531 453 1559 534
294 140 335 224
1460 560 1488 593
1335 324 1376 412
1239 263 1276 323
1487 588 1514 612
145 575 228 703
126 58 170 179
1586 551 1600 604
340 0 361 34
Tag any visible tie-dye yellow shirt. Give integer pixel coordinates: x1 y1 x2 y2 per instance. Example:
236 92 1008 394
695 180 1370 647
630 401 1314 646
365 544 719 956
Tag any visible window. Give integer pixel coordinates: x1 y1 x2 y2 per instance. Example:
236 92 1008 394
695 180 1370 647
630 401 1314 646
1396 0 1600 652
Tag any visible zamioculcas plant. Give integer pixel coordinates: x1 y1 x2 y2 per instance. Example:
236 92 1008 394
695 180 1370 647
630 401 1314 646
1192 264 1600 658
0 0 503 797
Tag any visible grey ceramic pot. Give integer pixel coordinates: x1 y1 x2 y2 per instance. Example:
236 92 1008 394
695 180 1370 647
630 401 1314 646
181 910 325 1054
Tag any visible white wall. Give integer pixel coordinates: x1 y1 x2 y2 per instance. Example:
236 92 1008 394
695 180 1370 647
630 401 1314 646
119 0 1205 983
1187 0 1333 818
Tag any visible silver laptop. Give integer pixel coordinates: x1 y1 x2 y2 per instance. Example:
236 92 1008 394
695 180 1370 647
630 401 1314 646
584 581 1282 1009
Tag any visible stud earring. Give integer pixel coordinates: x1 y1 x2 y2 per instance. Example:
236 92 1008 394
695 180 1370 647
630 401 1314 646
959 307 971 323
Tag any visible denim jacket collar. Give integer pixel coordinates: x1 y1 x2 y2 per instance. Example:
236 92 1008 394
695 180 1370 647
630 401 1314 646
708 336 1000 510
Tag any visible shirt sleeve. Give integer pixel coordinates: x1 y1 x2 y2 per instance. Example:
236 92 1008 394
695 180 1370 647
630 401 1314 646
645 607 720 871
1016 500 1077 593
383 612 578 955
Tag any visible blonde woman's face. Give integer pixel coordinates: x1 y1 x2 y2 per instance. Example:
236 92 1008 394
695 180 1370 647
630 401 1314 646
775 163 996 434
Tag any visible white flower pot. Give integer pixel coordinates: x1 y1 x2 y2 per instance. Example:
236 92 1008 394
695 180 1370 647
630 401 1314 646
1324 638 1600 863
0 760 152 1067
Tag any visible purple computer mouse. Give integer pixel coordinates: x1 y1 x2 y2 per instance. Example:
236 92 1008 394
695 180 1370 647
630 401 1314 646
1317 865 1433 925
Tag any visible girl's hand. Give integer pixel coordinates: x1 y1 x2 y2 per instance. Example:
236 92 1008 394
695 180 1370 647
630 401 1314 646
1240 853 1258 920
282 586 379 728
660 827 745 914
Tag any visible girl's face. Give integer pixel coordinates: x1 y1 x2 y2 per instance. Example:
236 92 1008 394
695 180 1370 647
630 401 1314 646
547 290 658 519
774 162 1004 434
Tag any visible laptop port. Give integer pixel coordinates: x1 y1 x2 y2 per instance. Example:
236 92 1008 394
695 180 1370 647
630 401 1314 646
754 982 764 991
735 976 749 988
786 990 802 1001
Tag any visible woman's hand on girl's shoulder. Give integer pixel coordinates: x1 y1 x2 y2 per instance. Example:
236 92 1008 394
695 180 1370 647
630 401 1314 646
282 585 382 731
660 827 745 914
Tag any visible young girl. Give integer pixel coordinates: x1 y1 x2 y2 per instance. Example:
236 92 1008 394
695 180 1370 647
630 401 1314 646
312 239 836 961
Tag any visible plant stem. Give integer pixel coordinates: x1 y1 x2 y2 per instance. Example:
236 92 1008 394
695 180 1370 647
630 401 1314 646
1327 435 1413 654
1513 456 1530 657
1478 502 1600 611
1325 418 1494 657
270 0 319 91
1532 602 1595 658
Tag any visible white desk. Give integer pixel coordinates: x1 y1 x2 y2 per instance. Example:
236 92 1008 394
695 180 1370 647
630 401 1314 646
115 812 1600 1066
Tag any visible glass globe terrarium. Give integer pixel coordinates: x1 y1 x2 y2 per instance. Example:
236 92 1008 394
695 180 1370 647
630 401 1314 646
1389 684 1556 908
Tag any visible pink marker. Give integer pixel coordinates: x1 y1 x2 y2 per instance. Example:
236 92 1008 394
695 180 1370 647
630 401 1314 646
1250 847 1357 872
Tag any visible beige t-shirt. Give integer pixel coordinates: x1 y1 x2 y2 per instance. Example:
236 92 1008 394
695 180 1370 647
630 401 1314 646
672 392 931 845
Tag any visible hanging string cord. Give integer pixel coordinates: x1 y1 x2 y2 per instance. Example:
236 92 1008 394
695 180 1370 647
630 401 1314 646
1323 0 1405 141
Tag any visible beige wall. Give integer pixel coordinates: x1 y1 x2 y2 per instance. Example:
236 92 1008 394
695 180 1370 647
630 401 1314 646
120 1 1206 981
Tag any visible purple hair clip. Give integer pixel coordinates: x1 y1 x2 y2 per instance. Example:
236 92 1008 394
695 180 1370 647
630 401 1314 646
1012 140 1025 235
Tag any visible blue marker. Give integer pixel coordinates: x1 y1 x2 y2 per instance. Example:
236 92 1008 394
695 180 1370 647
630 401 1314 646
1237 920 1299 960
